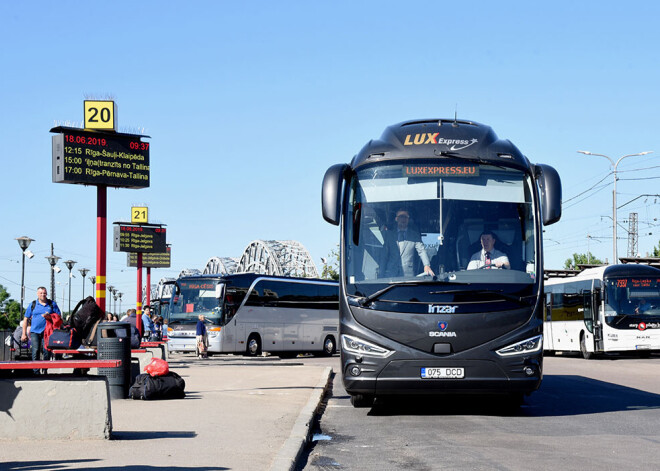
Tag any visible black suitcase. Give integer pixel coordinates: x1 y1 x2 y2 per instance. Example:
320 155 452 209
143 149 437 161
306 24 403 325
129 372 186 400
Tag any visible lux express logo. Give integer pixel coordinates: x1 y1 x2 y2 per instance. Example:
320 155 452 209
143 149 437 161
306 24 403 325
403 133 478 151
633 322 660 331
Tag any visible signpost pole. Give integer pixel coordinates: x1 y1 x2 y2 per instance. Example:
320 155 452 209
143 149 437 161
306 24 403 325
136 252 143 335
146 267 151 307
96 186 107 312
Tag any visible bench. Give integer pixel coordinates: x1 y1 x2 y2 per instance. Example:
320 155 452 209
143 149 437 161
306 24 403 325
47 349 148 355
0 359 121 370
141 341 168 347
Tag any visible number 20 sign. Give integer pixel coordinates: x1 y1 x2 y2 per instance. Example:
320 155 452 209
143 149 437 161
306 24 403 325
84 100 116 131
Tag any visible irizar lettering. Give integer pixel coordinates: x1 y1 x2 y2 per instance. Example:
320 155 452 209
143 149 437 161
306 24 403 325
428 305 458 314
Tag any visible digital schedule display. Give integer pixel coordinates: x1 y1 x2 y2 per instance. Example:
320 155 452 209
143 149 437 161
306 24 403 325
113 225 166 253
127 246 171 268
51 127 150 189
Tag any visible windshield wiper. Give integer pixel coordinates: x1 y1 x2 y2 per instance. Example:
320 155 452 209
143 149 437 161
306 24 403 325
431 289 532 306
433 150 508 170
358 279 462 307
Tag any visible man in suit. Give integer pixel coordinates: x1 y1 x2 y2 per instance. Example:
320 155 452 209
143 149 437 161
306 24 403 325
387 209 434 277
467 231 510 270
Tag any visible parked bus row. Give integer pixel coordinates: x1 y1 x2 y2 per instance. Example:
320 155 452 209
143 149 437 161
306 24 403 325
163 273 339 357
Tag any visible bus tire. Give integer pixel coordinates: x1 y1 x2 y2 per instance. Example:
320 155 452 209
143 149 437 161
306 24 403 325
350 394 374 408
322 335 336 356
580 333 593 360
246 334 262 356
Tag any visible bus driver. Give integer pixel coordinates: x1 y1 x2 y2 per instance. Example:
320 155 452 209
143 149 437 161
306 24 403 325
467 231 510 270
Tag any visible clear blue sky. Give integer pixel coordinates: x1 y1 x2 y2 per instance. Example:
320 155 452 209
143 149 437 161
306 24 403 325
2 1 660 309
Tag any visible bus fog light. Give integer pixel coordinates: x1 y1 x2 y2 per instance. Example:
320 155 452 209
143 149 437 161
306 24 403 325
524 366 535 376
349 366 361 376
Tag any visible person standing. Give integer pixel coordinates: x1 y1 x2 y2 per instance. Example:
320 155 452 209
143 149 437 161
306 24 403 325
141 305 154 340
21 287 62 370
386 209 434 277
196 314 207 359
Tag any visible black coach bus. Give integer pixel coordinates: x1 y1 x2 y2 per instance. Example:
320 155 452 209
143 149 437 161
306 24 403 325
321 118 562 407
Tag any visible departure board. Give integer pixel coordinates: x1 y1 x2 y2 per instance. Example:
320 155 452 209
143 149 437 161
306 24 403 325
127 246 171 268
113 224 166 253
51 127 150 189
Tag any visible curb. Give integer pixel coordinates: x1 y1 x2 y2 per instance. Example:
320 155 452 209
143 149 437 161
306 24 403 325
269 366 333 471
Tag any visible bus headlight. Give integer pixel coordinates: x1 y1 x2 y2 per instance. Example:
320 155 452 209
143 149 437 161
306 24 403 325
496 335 543 356
341 334 393 358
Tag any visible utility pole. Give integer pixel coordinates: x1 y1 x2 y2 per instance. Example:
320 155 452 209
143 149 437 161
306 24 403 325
627 212 638 257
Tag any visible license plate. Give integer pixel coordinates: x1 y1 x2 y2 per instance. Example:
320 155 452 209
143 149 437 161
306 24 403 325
421 367 464 379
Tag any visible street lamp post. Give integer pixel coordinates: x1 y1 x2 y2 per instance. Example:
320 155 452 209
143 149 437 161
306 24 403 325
79 268 89 299
107 285 114 317
578 150 653 263
110 287 117 317
117 292 123 316
15 236 34 315
45 244 61 303
89 275 96 297
63 260 77 315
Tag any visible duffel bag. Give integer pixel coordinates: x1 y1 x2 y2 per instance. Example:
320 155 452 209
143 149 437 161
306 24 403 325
129 372 186 400
47 328 81 349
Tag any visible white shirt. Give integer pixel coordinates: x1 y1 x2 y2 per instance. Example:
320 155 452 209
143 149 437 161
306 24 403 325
467 248 510 270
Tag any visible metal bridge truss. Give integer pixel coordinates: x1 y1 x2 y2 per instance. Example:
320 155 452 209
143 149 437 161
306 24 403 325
236 240 319 278
202 257 240 275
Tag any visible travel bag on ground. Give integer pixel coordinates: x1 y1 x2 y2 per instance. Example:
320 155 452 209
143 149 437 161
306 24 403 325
47 327 82 349
129 371 186 400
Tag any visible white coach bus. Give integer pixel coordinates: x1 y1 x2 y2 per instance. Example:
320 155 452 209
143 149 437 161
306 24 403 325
166 273 339 357
544 264 660 358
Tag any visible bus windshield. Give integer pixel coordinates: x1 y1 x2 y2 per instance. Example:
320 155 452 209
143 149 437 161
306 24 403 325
345 161 537 298
170 278 222 324
604 276 660 328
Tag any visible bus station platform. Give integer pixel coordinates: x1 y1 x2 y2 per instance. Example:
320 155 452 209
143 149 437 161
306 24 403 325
0 354 333 471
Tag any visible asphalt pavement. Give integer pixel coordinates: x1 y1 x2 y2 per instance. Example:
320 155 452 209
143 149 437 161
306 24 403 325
0 354 333 471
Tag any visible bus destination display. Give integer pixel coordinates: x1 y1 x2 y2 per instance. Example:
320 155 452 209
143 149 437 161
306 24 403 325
113 225 166 253
52 128 150 188
127 246 171 268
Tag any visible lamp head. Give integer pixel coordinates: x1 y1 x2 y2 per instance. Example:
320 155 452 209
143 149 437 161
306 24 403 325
16 236 35 251
64 260 77 271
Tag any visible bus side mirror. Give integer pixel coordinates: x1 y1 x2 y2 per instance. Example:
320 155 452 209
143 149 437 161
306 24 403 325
322 164 349 226
215 284 225 299
534 164 562 226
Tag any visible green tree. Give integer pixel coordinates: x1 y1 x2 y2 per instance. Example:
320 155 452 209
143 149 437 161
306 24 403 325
321 246 340 281
0 284 22 330
563 252 604 270
653 241 660 257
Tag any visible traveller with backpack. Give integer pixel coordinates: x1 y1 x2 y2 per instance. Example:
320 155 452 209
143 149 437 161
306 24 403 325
21 286 62 369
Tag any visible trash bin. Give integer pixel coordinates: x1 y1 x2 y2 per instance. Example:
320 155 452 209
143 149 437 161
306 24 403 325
97 322 132 399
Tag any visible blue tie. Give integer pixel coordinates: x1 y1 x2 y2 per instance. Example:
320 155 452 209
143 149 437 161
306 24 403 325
398 231 405 242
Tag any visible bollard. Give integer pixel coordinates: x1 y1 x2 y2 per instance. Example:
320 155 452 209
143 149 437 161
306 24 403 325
97 322 132 399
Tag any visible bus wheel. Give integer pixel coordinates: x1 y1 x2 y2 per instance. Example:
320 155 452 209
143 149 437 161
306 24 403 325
322 335 336 356
350 394 374 408
580 333 593 360
246 335 262 356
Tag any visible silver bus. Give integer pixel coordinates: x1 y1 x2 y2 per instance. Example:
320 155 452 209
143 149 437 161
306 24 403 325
322 118 562 407
166 273 339 357
544 264 660 358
